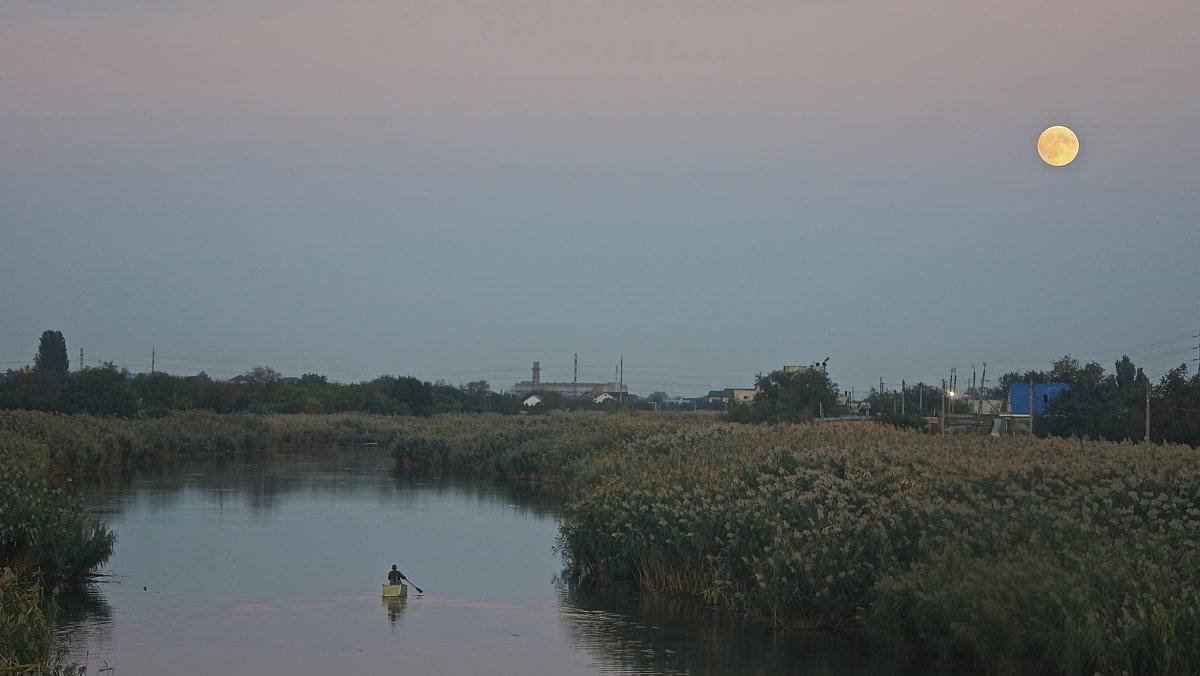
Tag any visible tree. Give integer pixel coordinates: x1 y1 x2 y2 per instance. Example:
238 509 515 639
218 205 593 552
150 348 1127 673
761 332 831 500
129 371 185 416
243 366 281 388
33 330 69 383
299 373 328 388
458 380 492 412
272 384 325 414
1151 364 1200 446
750 368 840 423
530 389 565 411
60 362 138 417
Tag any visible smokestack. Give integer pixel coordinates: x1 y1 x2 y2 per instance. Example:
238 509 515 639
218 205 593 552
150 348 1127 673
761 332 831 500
532 362 541 391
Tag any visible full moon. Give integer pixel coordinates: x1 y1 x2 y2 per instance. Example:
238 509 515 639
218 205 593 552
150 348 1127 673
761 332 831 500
1037 125 1079 166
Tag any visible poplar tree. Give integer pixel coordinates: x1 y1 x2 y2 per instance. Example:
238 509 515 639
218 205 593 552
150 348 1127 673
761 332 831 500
33 330 69 381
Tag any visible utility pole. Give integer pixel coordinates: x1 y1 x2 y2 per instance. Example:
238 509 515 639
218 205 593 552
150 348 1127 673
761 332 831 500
978 363 987 415
940 379 946 434
573 353 578 398
1029 377 1035 439
79 348 83 371
1145 380 1151 443
151 347 155 374
901 379 906 416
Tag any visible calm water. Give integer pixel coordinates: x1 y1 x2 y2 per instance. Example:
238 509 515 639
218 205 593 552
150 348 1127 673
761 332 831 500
58 449 953 675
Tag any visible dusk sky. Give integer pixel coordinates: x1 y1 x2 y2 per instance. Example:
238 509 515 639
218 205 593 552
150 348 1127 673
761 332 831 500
3 0 1197 398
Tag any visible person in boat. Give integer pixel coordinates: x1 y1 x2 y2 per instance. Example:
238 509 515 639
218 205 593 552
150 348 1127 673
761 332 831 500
388 565 407 585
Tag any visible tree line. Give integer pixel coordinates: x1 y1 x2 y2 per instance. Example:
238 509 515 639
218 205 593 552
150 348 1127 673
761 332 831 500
0 331 668 418
1 331 515 417
5 331 1198 445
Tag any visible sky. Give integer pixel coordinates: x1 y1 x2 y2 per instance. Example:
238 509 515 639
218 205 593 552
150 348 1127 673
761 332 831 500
2 0 1198 398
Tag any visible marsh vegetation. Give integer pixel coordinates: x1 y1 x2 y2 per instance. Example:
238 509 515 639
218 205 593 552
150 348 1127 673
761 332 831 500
4 410 1198 674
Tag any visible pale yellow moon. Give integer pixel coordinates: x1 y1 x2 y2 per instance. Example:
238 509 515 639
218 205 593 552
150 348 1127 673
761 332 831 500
1037 125 1079 166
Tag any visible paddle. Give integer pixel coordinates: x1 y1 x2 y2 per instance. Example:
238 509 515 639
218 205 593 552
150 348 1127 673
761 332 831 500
404 577 423 594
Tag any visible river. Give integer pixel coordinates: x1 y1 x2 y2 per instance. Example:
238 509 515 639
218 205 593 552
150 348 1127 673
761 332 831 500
57 448 955 675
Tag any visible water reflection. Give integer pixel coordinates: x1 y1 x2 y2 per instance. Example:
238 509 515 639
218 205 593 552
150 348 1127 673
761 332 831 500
559 581 948 676
54 585 114 656
79 450 566 522
60 449 967 676
382 596 406 625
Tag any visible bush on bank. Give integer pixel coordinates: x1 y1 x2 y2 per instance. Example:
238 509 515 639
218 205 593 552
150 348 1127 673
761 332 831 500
0 434 116 673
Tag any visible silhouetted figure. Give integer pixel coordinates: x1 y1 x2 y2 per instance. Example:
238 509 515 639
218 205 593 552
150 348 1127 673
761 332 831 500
388 565 407 585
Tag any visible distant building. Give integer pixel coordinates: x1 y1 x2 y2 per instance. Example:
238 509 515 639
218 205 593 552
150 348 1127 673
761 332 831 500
784 357 829 374
523 395 543 407
1008 383 1069 415
730 388 756 404
698 388 754 408
511 361 627 397
593 393 616 404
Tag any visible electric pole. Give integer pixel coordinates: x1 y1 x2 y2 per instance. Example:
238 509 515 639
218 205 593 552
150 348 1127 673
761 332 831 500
978 363 987 415
1145 380 1151 443
1029 377 1035 439
151 347 155 374
940 379 946 433
573 353 577 398
901 379 906 416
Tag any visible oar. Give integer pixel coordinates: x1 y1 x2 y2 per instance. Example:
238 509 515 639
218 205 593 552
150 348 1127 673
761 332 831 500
405 578 423 594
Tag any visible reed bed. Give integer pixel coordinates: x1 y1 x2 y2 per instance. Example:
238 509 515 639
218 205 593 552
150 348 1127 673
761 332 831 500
555 422 1200 675
0 410 429 474
0 568 54 675
6 409 1199 673
388 413 713 480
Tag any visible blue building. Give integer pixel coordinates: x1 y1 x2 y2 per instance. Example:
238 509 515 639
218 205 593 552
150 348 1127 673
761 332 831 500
1009 383 1069 415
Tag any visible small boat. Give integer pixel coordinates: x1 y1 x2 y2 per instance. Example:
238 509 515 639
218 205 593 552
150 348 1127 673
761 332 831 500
382 583 408 598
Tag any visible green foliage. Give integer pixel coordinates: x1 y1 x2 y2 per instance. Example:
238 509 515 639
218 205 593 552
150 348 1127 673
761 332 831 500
33 331 69 384
59 364 138 418
879 410 928 432
0 434 114 675
0 568 55 674
4 409 1200 674
550 422 1200 674
271 385 325 414
128 371 185 416
0 438 116 584
1151 364 1200 446
749 369 840 423
723 395 753 423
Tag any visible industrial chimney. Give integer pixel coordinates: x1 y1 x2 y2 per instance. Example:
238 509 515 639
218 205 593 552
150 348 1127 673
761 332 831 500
532 362 541 391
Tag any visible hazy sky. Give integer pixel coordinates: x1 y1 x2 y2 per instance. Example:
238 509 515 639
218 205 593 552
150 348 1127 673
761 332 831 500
3 0 1198 397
